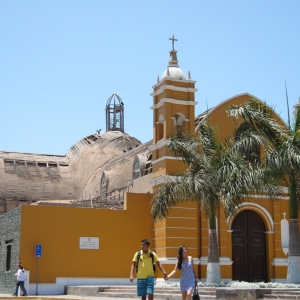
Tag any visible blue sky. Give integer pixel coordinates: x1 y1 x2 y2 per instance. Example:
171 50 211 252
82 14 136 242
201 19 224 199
1 1 299 155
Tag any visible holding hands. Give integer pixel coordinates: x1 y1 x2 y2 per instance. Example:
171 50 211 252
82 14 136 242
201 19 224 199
163 273 168 281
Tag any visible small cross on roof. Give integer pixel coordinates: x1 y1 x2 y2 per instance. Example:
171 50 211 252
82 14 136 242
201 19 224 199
169 35 178 51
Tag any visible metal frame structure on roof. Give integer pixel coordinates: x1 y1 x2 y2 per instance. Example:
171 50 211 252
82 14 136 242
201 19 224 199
106 94 124 132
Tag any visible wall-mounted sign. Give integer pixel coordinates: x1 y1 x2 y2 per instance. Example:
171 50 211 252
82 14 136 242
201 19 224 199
79 237 99 249
35 244 42 257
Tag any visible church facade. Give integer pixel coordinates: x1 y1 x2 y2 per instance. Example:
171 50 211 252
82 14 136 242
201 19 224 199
0 40 296 294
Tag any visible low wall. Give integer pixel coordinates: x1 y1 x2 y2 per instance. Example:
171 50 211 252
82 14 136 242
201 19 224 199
0 206 22 294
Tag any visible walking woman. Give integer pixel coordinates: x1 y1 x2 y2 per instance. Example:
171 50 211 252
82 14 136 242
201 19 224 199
13 264 28 296
166 245 198 300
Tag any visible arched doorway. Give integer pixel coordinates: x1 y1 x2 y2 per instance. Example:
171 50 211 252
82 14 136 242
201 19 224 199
232 210 267 282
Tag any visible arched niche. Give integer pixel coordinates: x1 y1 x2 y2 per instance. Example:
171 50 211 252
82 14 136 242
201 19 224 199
157 114 165 141
132 155 147 181
100 172 110 201
173 112 186 134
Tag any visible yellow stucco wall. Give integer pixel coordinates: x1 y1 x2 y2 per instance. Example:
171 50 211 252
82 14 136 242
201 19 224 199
204 94 286 142
19 193 154 283
153 202 199 278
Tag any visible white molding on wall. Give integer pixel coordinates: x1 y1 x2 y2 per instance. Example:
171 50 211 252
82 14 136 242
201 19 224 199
166 217 197 220
272 258 288 266
151 156 183 165
152 77 196 89
158 257 200 265
200 256 233 266
171 206 197 210
153 226 197 231
151 86 198 97
150 98 198 110
154 247 197 252
227 202 274 232
271 278 289 283
149 175 179 186
149 139 170 151
153 237 197 240
247 193 289 200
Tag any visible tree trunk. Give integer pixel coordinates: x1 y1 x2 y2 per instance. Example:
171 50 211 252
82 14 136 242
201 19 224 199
287 175 300 283
206 206 221 285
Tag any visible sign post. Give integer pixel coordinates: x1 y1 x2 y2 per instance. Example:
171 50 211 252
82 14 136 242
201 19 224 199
35 244 42 295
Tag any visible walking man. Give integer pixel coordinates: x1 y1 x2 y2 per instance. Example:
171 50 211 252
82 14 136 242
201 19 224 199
130 239 167 300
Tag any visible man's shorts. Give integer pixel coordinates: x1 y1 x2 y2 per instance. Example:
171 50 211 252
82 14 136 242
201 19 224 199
137 276 154 296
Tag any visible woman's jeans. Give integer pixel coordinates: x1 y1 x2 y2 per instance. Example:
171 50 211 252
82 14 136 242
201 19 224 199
14 281 27 296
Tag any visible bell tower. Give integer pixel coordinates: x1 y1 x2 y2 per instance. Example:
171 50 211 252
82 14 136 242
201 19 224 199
106 93 124 132
149 37 199 266
150 36 197 179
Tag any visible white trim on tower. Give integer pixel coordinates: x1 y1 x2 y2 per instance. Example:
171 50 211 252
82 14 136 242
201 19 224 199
149 139 170 151
151 98 198 110
151 156 183 165
152 77 196 88
151 85 198 97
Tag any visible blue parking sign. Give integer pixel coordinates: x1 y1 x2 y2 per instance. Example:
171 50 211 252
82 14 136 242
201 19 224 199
35 244 42 257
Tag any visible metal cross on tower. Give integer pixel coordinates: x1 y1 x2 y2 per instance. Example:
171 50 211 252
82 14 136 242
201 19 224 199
169 35 178 51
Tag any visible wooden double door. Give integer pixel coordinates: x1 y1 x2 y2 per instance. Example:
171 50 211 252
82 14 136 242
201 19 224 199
232 210 267 282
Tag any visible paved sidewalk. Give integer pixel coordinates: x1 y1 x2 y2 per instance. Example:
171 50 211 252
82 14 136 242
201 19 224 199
0 295 135 300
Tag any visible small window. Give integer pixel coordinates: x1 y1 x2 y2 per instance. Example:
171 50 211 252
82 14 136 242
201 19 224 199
100 173 107 201
59 163 69 167
38 163 47 167
48 163 57 168
133 157 141 180
158 123 164 141
144 153 152 175
174 113 186 134
6 240 13 271
157 114 164 141
4 160 16 174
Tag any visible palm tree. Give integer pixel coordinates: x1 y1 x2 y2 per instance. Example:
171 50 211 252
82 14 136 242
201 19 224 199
151 123 262 285
227 99 300 283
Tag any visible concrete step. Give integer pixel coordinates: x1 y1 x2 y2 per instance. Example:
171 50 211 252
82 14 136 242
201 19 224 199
106 288 180 294
271 291 300 295
104 288 215 296
66 285 217 299
96 292 216 300
263 294 300 299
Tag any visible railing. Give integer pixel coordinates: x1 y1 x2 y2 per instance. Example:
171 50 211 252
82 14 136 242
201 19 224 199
74 182 133 208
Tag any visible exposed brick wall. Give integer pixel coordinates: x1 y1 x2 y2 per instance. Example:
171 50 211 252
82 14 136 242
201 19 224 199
0 206 21 294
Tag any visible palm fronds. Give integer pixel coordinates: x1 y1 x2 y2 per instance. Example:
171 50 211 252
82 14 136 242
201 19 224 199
151 120 265 221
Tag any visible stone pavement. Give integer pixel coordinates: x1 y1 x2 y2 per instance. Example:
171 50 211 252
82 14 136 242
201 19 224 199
0 295 134 300
2 287 300 300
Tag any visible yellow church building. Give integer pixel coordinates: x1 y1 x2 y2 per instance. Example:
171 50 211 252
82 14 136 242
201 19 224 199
0 39 296 295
